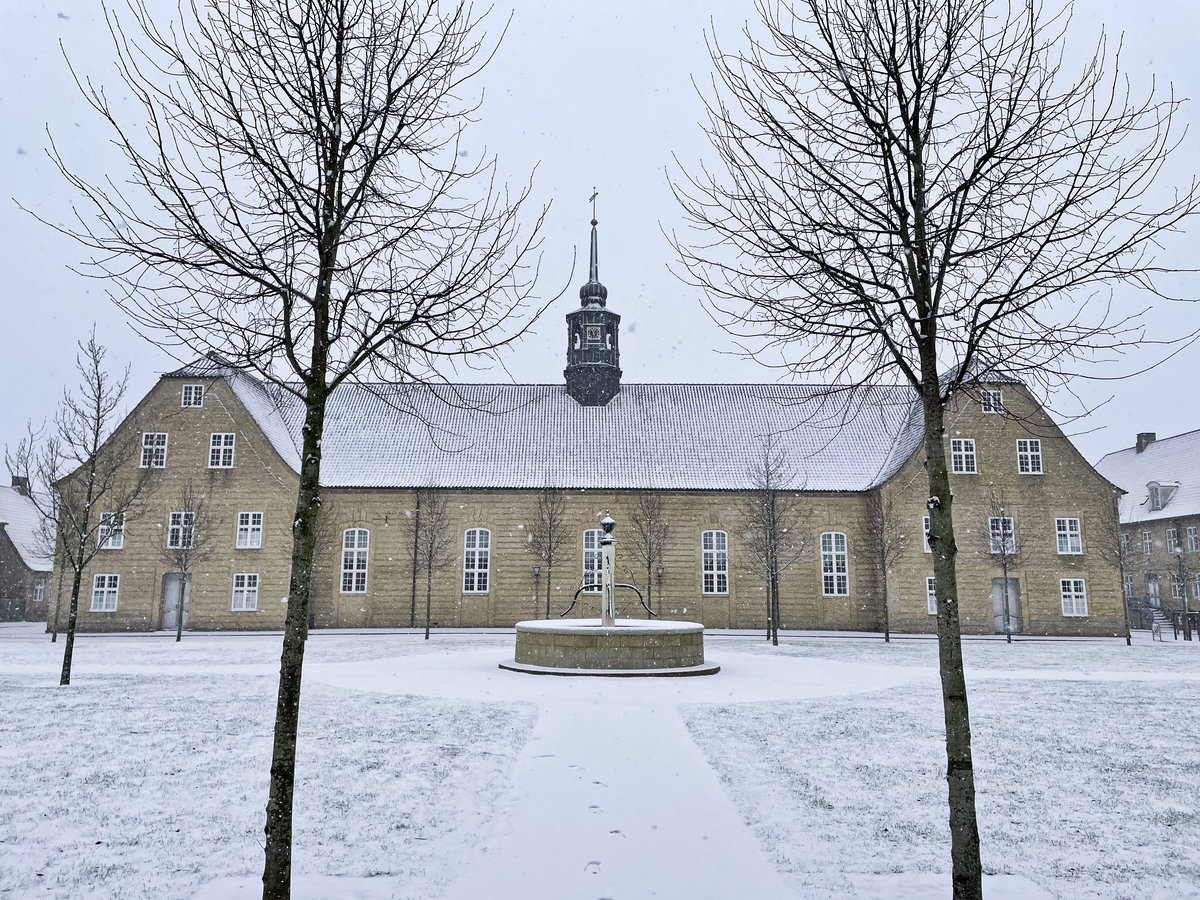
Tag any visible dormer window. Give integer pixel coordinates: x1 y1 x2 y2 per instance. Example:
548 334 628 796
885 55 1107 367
1147 481 1179 511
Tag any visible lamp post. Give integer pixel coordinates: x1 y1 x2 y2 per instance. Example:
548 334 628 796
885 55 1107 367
600 513 616 626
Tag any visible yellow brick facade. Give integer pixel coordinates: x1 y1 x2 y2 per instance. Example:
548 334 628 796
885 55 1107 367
58 376 1125 636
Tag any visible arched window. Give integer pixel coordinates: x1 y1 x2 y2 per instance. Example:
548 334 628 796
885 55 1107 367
820 532 848 596
702 530 728 594
463 528 490 593
341 528 370 593
582 529 602 591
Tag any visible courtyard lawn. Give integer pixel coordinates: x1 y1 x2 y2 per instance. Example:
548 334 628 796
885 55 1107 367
0 624 1197 899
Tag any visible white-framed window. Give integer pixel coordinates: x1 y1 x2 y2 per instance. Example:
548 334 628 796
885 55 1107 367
981 390 1004 414
167 511 196 549
236 512 263 549
1060 578 1088 616
141 432 167 468
1123 574 1134 599
232 573 259 611
98 512 125 550
1171 575 1184 601
923 516 931 553
1149 485 1163 511
463 528 490 593
950 438 977 474
181 384 204 407
91 574 119 612
989 517 1016 555
582 528 603 591
1016 439 1043 475
1166 528 1179 554
1120 533 1132 556
1191 574 1200 602
1055 518 1082 555
1189 526 1199 553
820 531 849 596
341 528 370 593
701 530 729 594
34 578 45 603
209 433 236 468
1141 531 1152 555
926 576 938 615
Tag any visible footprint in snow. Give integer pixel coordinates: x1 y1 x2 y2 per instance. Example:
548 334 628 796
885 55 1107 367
588 805 602 815
584 861 601 875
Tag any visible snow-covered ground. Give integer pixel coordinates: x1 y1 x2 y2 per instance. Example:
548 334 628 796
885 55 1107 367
1 624 1197 900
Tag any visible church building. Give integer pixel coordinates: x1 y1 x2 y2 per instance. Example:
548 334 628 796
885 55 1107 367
53 222 1126 637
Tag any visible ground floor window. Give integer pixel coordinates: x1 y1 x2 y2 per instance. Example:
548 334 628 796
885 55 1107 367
34 578 45 603
232 574 259 611
821 532 848 595
1060 578 1087 617
926 576 937 615
341 528 370 593
463 528 490 592
583 529 603 591
701 530 728 594
91 574 119 612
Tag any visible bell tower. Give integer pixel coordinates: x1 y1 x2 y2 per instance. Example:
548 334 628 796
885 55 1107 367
565 204 622 406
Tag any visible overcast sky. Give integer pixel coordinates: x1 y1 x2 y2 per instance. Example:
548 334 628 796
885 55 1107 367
2 0 1198 469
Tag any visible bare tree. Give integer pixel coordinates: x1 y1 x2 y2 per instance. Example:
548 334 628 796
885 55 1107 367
864 491 907 643
528 487 569 618
40 2 548 896
6 333 143 685
672 2 1198 895
408 491 454 639
1097 494 1133 644
156 482 214 642
625 491 671 618
736 435 808 645
981 494 1025 644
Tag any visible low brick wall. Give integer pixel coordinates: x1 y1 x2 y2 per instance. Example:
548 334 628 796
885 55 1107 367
513 619 705 670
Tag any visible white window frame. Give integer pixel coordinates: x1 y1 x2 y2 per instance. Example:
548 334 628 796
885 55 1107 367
1060 578 1088 617
181 384 204 408
582 528 603 592
231 573 259 611
701 530 729 594
98 512 125 550
926 576 937 615
1166 528 1179 554
820 531 849 596
34 578 45 603
1016 439 1043 475
1120 533 1132 556
167 511 196 549
341 528 370 593
1142 531 1153 555
1189 526 1199 553
463 528 490 593
1055 518 1082 555
236 512 263 549
1123 574 1134 599
1191 574 1200 602
981 390 1004 414
1149 485 1162 511
989 517 1016 555
923 516 931 553
140 432 167 468
209 433 236 468
91 574 119 612
950 438 977 474
1171 575 1184 602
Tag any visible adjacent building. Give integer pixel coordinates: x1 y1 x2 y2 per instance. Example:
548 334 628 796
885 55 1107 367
0 478 52 622
1095 430 1200 616
50 224 1126 637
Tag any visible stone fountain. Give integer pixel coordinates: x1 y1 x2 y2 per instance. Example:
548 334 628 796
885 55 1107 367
501 514 719 677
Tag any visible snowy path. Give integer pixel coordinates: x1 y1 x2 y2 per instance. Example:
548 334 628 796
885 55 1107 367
441 696 793 900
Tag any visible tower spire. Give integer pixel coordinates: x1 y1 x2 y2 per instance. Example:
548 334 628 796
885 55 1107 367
580 188 607 306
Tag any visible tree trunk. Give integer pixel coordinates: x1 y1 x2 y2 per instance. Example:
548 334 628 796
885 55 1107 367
545 564 552 619
424 561 433 640
176 572 186 643
50 561 65 642
770 571 779 646
410 491 420 629
881 543 891 643
262 391 327 900
59 561 84 686
922 389 983 900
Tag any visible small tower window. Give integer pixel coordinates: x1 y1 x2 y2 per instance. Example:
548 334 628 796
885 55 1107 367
573 330 581 350
605 330 612 349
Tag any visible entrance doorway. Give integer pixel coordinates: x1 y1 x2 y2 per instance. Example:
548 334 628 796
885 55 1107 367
991 577 1021 635
161 573 192 632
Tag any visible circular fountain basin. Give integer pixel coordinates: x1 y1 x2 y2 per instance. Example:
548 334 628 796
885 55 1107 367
500 618 720 677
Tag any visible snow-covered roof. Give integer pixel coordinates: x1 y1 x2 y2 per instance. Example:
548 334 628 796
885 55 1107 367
1095 429 1200 524
0 485 52 572
164 360 925 491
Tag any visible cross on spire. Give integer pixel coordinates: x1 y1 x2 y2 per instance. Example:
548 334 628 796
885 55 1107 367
589 187 598 226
